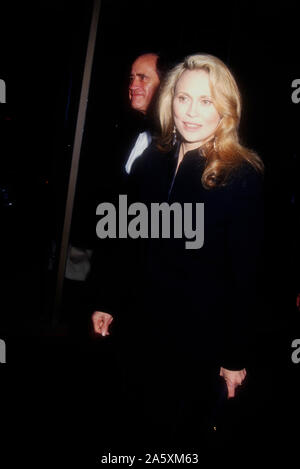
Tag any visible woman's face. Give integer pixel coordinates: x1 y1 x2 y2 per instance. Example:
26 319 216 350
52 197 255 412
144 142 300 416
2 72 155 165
173 69 221 151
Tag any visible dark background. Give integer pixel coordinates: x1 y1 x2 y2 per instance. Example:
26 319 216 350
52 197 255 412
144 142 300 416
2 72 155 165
0 0 299 463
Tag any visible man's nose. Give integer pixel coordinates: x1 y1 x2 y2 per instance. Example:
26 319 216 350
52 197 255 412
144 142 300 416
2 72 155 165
129 76 140 89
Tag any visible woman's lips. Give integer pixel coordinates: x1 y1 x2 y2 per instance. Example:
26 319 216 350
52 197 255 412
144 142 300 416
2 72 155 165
183 122 202 131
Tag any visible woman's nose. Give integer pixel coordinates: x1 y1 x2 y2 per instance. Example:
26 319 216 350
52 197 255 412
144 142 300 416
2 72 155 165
186 100 198 117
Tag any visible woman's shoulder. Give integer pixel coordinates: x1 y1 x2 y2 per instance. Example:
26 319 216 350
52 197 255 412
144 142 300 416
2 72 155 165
225 160 264 196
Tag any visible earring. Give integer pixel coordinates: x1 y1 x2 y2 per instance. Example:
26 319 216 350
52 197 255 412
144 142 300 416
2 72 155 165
213 137 218 152
172 125 177 146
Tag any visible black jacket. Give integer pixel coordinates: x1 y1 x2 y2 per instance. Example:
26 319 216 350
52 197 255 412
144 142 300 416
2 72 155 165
88 111 153 313
126 142 264 370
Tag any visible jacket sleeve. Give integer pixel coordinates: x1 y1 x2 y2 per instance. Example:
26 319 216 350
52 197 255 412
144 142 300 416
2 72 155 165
87 166 140 319
221 166 264 370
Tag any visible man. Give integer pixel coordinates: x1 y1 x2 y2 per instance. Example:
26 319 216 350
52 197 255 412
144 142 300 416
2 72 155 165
129 53 160 115
125 52 161 174
90 52 163 334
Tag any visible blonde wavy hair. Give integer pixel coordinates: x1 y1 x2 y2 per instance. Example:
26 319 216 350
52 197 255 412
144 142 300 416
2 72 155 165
157 54 264 189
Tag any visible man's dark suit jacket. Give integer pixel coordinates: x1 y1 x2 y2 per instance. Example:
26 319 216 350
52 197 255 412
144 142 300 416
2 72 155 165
87 110 152 316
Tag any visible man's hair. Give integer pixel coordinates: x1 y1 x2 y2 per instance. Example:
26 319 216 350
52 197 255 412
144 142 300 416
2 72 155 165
132 50 173 82
129 51 173 124
157 53 264 188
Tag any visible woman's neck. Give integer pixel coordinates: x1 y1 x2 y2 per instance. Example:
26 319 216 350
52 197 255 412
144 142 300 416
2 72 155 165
179 142 199 161
175 143 189 174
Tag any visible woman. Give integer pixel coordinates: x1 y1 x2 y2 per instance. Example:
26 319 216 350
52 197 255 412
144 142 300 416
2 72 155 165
93 53 264 448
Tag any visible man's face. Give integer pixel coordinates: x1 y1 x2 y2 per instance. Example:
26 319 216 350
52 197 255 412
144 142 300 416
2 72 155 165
129 54 160 114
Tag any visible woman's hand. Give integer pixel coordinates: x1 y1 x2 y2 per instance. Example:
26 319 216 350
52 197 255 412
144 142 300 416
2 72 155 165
92 311 113 336
220 367 247 398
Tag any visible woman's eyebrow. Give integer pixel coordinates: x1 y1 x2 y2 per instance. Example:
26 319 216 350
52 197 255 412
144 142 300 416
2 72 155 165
175 90 190 96
175 90 212 98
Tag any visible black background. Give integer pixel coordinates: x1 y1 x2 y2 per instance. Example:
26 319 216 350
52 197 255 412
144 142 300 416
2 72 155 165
0 0 299 463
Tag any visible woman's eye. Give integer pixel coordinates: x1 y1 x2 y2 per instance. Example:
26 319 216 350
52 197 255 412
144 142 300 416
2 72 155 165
201 99 212 105
178 95 187 102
